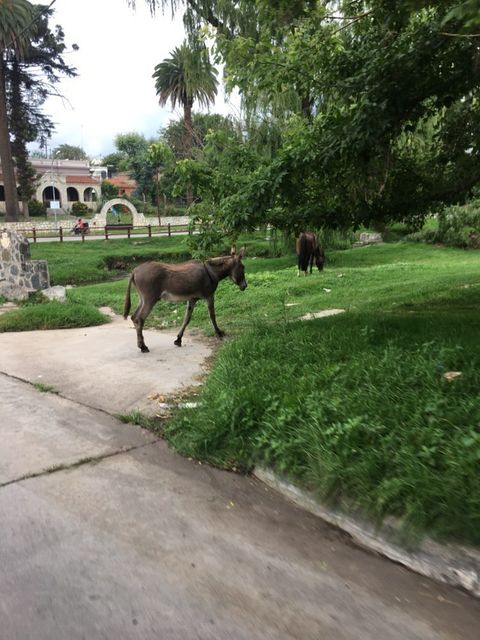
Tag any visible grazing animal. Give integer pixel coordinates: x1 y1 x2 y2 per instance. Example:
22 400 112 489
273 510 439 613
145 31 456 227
123 246 247 352
296 232 325 276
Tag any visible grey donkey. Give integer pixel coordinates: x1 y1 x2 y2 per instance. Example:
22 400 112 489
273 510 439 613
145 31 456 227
123 246 247 352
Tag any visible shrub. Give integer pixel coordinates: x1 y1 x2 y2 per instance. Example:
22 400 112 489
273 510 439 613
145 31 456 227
408 200 480 248
71 201 89 217
318 227 356 250
28 199 46 217
101 179 119 199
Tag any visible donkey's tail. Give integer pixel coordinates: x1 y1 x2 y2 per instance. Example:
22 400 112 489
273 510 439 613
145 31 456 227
123 272 135 319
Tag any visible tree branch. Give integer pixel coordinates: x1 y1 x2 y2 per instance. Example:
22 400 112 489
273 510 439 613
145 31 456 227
3 1 57 52
440 32 480 38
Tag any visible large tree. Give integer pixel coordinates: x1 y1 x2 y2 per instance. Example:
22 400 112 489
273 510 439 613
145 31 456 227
52 144 86 160
153 41 218 203
113 131 155 201
0 0 35 221
160 112 238 160
7 6 77 217
136 1 480 234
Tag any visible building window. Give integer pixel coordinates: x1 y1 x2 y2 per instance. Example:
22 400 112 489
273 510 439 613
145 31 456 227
83 187 97 202
42 186 61 207
67 187 79 202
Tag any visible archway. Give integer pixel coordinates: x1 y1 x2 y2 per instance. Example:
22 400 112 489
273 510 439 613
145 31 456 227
100 198 137 218
84 187 97 202
91 197 146 228
42 186 61 207
105 201 133 225
67 187 79 202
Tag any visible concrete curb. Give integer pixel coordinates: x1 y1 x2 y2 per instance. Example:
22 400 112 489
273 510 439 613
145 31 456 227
253 467 480 598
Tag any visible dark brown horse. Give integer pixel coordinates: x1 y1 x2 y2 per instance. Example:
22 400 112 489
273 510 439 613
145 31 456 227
296 232 325 275
123 247 247 352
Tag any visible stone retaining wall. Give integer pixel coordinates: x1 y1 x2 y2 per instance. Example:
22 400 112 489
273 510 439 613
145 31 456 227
0 229 49 300
1 216 190 232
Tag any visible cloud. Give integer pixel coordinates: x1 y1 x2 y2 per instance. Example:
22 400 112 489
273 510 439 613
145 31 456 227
36 0 240 158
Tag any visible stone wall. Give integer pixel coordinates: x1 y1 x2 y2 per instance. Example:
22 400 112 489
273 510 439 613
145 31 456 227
2 216 190 232
0 229 49 300
3 220 77 231
354 232 383 247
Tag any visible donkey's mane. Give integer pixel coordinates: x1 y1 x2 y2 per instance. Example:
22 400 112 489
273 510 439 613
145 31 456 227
205 255 233 266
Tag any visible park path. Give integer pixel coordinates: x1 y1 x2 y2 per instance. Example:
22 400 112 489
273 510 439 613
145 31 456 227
0 319 479 639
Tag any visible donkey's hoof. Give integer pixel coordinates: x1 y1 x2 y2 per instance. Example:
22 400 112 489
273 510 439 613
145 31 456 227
174 338 182 347
216 330 225 339
140 345 150 353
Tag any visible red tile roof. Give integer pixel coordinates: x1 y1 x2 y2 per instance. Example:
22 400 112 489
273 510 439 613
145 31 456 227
65 175 98 184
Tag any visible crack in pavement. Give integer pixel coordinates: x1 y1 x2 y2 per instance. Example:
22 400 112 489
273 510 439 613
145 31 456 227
0 370 161 489
0 441 158 489
0 369 129 419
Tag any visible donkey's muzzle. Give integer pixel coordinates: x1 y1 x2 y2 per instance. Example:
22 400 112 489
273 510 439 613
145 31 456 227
239 281 248 291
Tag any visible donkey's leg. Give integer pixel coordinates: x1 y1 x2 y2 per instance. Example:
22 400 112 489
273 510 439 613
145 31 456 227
174 299 197 347
134 318 149 353
133 298 156 353
206 295 224 338
131 301 142 323
131 286 147 323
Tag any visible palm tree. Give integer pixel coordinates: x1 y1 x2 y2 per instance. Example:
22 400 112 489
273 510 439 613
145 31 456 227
153 42 218 204
0 0 35 221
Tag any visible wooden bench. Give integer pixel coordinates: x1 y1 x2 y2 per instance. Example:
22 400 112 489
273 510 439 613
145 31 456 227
105 223 134 231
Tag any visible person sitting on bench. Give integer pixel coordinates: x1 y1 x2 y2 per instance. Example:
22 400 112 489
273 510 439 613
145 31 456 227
73 218 86 235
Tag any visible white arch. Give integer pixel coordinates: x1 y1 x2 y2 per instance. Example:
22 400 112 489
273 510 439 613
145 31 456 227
100 198 138 217
92 198 147 227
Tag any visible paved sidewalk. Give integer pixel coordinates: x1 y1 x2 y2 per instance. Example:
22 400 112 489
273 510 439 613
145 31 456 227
1 324 479 639
0 314 211 415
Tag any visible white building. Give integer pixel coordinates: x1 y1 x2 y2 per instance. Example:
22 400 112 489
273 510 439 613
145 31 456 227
0 159 107 214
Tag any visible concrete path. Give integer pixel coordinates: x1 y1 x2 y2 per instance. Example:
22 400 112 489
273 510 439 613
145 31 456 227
1 323 479 639
0 313 211 415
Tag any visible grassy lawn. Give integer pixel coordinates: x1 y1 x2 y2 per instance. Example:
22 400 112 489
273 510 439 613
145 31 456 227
0 299 106 332
29 236 193 285
2 234 480 544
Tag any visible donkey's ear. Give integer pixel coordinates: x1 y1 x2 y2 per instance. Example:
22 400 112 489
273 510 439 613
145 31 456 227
238 245 246 259
230 245 237 256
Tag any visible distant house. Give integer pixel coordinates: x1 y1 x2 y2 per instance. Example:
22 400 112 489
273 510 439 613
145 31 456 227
0 159 107 214
106 172 137 198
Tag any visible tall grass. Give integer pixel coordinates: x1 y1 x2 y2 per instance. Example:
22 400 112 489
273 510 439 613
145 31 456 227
6 235 480 544
0 300 107 332
164 302 480 544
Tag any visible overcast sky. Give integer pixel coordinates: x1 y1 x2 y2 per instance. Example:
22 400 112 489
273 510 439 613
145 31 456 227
37 0 240 159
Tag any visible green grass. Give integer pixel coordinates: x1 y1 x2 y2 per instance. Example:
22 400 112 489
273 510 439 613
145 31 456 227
165 297 480 544
116 410 164 435
0 300 107 332
68 242 480 338
33 382 58 394
30 235 193 285
3 232 480 543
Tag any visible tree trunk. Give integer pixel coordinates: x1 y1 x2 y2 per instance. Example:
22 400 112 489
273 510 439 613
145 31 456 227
156 171 161 226
0 56 19 222
183 99 194 206
301 92 312 120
